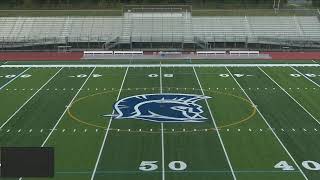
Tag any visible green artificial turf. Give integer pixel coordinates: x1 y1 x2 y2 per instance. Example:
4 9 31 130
0 63 320 180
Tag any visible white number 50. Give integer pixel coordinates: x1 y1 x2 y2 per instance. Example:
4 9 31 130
139 161 187 171
139 161 158 171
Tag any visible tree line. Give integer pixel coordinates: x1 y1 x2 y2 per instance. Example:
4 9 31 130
1 0 319 9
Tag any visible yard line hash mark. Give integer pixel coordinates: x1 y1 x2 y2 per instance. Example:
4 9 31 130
0 68 63 129
226 67 309 180
259 67 320 126
290 66 320 88
18 67 95 180
90 67 129 180
0 67 30 91
193 67 237 180
41 68 97 147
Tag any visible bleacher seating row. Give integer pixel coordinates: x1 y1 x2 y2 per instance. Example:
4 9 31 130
0 16 319 44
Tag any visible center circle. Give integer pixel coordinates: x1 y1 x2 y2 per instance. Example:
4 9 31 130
67 87 256 132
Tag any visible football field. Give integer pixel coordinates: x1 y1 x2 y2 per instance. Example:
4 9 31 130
0 62 320 180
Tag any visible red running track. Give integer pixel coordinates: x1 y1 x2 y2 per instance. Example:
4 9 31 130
264 52 320 60
0 51 319 61
0 52 83 61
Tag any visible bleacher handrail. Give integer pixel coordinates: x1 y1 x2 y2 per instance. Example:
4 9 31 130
113 51 143 55
84 51 113 55
196 51 226 55
229 51 260 55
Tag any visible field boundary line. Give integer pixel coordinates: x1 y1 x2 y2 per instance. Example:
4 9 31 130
36 67 96 150
193 67 237 180
1 64 319 68
0 9 121 12
90 67 129 180
159 62 165 180
0 67 30 91
225 67 308 180
290 66 320 88
259 67 320 126
0 68 63 129
56 169 302 174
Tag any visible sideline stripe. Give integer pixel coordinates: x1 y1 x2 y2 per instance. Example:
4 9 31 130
0 68 63 129
0 67 30 91
290 66 320 88
90 67 129 180
57 169 302 174
225 67 308 180
259 67 320 126
193 67 237 180
1 64 319 68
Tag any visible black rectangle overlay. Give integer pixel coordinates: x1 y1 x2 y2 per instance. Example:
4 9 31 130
0 147 54 177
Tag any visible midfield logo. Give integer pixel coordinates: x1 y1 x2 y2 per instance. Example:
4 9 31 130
106 93 210 123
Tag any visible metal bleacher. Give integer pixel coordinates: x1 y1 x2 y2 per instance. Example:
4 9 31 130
193 16 249 42
0 11 320 49
129 13 186 43
296 16 320 40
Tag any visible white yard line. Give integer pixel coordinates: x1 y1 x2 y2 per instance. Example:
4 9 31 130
0 68 63 129
225 67 308 180
90 67 129 180
0 67 30 91
38 67 96 149
1 64 319 68
258 67 320 126
161 122 165 180
193 67 237 180
160 62 163 94
159 62 165 180
290 66 320 88
19 67 96 180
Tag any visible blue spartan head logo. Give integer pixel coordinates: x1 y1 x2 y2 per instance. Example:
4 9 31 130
106 93 211 123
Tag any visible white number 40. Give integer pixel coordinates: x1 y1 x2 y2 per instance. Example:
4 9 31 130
275 160 320 171
274 161 295 171
139 161 187 171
